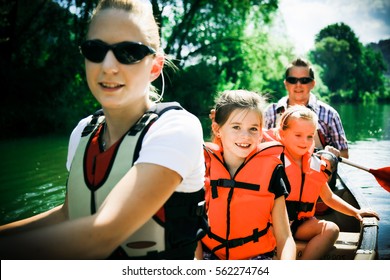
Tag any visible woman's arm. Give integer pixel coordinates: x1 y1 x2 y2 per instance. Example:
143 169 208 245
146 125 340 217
0 163 181 259
271 196 296 260
0 202 68 235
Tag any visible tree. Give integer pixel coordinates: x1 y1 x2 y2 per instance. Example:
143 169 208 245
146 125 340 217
357 45 387 98
311 37 354 93
309 22 387 102
150 0 284 113
0 0 95 137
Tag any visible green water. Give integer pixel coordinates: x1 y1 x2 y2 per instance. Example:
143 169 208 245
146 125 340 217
0 136 69 224
333 103 390 142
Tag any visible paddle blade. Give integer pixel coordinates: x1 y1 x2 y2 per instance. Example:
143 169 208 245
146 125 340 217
370 167 390 192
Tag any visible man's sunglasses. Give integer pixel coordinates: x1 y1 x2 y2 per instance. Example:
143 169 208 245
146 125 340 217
80 40 156 65
285 77 313 84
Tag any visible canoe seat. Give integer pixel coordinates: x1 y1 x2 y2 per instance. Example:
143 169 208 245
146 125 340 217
295 232 359 260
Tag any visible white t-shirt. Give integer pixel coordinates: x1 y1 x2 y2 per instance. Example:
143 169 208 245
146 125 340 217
66 108 205 193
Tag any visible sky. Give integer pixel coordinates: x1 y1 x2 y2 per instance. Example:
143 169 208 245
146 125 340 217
277 0 390 55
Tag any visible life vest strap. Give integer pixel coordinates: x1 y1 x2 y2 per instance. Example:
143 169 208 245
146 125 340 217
128 112 156 136
286 201 315 220
81 109 104 137
208 222 271 255
210 179 260 198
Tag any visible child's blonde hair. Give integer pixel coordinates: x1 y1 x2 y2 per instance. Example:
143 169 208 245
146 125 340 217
278 105 318 132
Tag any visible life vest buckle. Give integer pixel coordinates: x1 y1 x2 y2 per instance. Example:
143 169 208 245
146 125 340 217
227 238 245 248
196 200 205 216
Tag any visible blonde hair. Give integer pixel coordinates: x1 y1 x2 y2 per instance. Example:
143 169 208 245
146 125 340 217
90 0 160 51
278 105 318 131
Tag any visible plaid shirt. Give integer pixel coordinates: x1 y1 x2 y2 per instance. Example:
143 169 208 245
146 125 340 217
264 93 348 151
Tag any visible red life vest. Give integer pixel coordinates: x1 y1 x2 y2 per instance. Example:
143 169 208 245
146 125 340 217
202 141 284 260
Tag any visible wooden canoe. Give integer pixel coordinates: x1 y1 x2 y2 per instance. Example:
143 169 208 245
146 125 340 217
295 170 379 260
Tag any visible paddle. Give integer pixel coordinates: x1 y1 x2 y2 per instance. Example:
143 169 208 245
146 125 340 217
339 157 390 192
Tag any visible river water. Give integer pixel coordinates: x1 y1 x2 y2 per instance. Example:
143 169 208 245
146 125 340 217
0 103 389 259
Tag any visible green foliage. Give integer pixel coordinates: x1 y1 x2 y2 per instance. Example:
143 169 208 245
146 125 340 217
154 0 293 107
358 45 387 96
315 22 362 57
312 37 354 92
1 0 99 138
381 79 390 101
163 61 219 116
309 22 388 103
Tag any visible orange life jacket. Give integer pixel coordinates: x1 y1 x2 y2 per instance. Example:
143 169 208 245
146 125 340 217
262 129 330 221
202 141 284 260
282 148 330 221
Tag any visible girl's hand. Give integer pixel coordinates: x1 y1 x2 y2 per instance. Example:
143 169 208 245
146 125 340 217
324 145 340 158
356 208 380 221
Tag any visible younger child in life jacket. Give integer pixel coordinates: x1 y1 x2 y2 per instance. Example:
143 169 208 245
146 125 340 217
198 90 296 260
266 105 379 260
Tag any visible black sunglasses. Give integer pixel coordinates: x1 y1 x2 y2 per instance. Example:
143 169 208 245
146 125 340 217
286 77 313 84
80 40 156 65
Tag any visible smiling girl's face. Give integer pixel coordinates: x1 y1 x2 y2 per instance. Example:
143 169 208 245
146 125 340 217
214 108 262 165
279 117 316 161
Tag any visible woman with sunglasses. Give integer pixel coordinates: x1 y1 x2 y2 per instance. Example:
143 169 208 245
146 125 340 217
0 0 205 259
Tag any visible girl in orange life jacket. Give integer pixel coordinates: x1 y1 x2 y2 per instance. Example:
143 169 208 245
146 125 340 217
271 105 380 260
197 90 296 260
